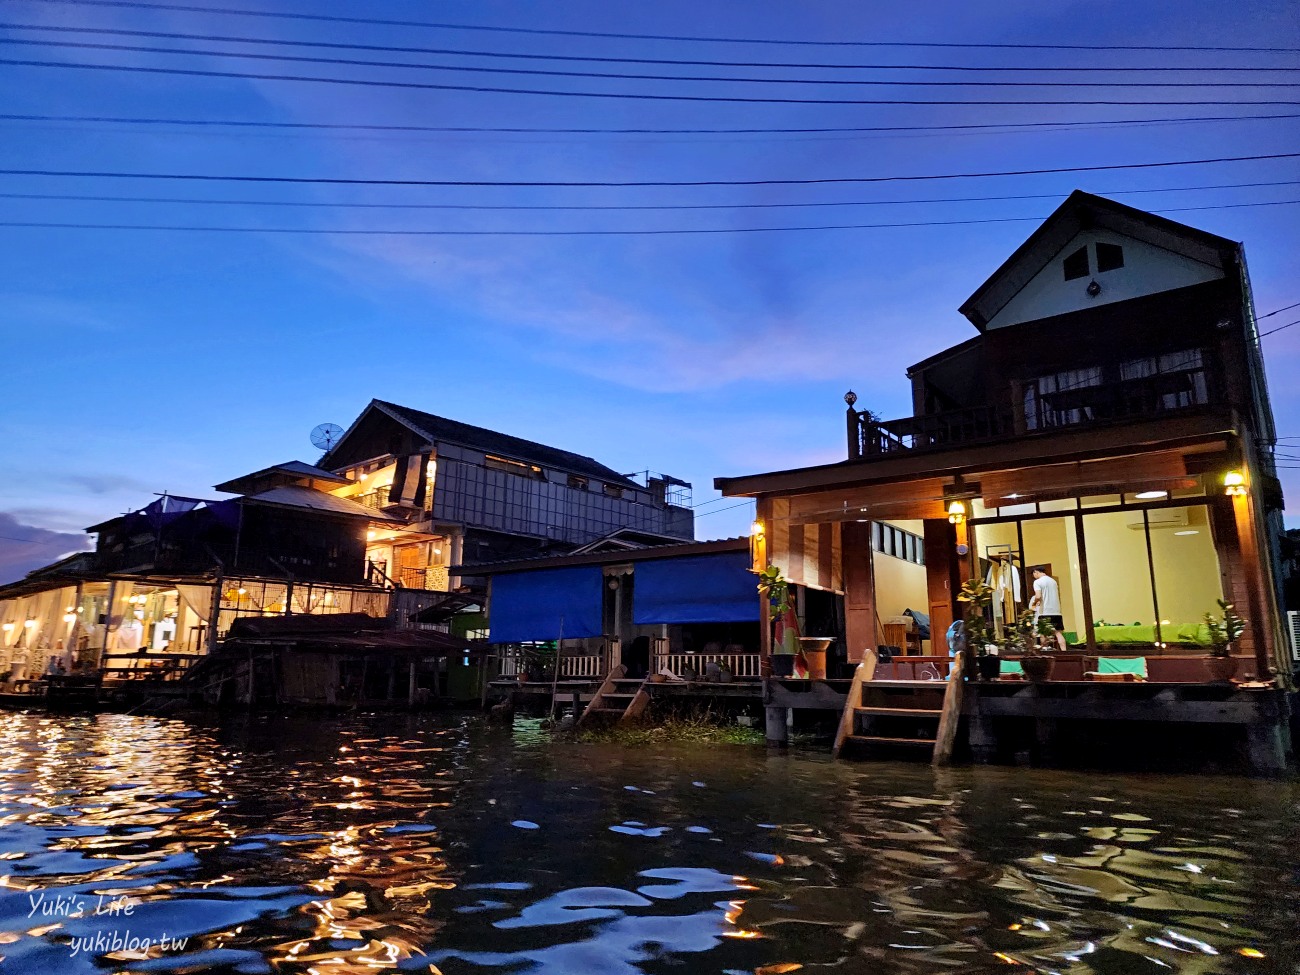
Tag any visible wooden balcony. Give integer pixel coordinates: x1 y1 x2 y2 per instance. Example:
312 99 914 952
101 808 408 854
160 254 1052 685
850 367 1213 460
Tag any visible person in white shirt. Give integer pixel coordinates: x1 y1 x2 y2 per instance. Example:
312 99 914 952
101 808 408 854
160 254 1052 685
1029 566 1067 652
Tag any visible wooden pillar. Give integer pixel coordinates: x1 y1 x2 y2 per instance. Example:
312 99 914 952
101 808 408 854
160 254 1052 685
1230 492 1275 679
923 520 960 653
755 498 773 666
408 660 418 707
765 705 789 747
842 521 877 663
968 710 996 764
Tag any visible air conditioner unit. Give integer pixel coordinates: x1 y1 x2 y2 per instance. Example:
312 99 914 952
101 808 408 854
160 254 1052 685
1287 611 1300 664
1126 507 1189 530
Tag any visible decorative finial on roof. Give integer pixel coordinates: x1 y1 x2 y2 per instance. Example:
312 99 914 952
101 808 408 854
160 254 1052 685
844 390 858 407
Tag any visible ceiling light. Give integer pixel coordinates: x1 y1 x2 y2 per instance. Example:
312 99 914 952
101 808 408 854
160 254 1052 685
1135 491 1167 500
1173 530 1199 536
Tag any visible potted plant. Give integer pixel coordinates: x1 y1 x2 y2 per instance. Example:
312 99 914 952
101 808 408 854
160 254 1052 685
1016 611 1055 681
757 565 797 677
957 578 1001 680
1203 599 1246 682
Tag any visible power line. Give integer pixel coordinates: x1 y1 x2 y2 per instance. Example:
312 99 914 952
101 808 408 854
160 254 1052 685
3 180 1296 213
18 0 1300 53
7 57 1300 105
3 111 1294 138
1260 300 1300 319
4 152 1296 188
3 200 1297 237
1260 319 1300 337
4 22 1298 74
694 501 754 519
9 36 1300 89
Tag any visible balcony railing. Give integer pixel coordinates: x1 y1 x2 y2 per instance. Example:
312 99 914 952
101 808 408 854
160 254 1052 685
850 367 1213 459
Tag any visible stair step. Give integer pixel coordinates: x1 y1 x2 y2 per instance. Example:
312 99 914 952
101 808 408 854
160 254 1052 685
866 680 950 689
856 707 942 717
601 693 636 700
846 735 937 747
612 679 644 685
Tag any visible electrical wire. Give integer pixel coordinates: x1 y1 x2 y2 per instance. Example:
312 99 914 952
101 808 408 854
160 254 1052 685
2 111 1294 137
3 180 1294 213
8 36 1300 89
6 56 1300 105
17 0 1300 53
3 22 1298 73
4 201 1297 237
1259 300 1300 319
4 151 1297 188
1260 319 1300 337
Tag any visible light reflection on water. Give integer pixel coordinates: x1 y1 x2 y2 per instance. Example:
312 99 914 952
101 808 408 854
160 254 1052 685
0 711 1295 974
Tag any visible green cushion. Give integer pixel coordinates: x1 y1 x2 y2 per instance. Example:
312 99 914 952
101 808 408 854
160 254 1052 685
999 660 1024 675
1097 656 1148 677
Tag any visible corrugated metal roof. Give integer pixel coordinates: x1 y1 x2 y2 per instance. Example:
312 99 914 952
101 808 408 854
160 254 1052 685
241 485 402 522
214 460 351 494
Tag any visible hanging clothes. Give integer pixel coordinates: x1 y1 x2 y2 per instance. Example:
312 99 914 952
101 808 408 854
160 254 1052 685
985 557 1022 636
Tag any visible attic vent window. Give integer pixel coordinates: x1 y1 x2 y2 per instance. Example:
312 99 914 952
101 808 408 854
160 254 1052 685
603 483 625 499
567 474 589 490
1096 242 1125 273
1062 246 1089 281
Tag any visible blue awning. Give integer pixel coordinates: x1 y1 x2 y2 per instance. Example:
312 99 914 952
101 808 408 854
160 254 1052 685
488 566 604 643
633 551 758 625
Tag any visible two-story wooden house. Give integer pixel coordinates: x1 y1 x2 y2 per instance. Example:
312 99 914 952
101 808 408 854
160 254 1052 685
717 192 1291 770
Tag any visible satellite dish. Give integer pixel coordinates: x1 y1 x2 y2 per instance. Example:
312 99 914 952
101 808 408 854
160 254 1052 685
310 423 344 452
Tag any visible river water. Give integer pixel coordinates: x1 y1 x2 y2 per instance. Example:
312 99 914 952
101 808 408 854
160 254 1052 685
0 711 1295 974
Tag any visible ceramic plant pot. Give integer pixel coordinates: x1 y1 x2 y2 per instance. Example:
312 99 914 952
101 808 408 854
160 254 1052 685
798 637 833 680
770 654 796 678
976 655 1002 681
1022 656 1053 681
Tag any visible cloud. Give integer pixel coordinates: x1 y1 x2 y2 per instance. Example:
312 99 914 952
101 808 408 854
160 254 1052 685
0 513 93 587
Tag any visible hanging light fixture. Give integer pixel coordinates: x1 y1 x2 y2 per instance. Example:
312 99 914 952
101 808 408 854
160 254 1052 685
62 612 76 624
947 500 967 525
1223 471 1246 497
2 622 13 632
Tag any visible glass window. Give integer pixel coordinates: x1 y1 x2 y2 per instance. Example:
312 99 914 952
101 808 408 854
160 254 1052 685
970 497 996 519
1063 246 1089 281
1038 498 1079 513
1082 509 1156 637
1148 505 1223 646
1081 495 1122 509
1096 241 1124 272
1022 517 1086 648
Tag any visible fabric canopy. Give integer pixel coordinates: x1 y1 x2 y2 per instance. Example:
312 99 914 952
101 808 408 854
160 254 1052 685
488 566 604 643
632 551 758 625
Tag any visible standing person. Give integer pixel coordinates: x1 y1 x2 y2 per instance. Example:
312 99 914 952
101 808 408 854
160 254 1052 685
1029 566 1067 652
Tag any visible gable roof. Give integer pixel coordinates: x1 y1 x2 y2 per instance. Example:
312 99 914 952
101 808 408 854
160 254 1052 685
325 399 638 487
958 191 1241 332
214 460 351 495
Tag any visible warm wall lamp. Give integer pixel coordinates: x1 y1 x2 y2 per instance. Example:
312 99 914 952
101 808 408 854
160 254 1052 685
1223 471 1246 497
750 519 764 537
947 500 967 525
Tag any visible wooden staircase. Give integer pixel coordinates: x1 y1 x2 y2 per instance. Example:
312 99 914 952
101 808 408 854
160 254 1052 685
833 650 965 764
577 666 652 726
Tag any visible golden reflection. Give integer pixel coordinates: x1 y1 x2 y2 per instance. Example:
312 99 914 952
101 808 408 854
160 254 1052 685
1238 947 1265 958
721 929 764 939
755 965 803 974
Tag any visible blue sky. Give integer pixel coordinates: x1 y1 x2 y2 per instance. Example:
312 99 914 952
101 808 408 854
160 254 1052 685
1 0 1298 583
